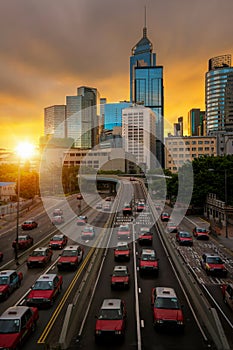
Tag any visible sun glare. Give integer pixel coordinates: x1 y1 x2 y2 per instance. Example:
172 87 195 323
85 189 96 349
16 141 35 159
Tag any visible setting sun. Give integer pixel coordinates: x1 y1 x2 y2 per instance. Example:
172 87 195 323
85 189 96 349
16 141 36 159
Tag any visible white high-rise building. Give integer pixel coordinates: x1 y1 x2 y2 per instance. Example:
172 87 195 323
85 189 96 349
122 105 156 171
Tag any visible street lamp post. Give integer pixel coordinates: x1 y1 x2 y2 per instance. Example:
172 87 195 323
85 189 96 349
15 161 21 265
224 169 228 239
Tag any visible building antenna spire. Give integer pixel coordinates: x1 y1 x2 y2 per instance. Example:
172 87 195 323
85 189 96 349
143 5 147 37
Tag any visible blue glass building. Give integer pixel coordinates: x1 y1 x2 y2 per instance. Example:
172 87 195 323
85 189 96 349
130 26 164 166
206 55 233 133
104 102 131 130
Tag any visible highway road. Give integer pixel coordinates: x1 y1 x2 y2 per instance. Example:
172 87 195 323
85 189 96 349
0 179 232 349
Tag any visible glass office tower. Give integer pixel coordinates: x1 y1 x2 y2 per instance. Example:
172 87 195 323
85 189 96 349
104 102 131 130
130 26 164 167
206 54 233 133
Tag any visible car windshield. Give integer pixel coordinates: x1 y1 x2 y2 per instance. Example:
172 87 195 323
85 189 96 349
168 223 175 227
99 308 122 320
19 236 27 241
180 232 191 238
113 270 128 277
82 228 92 233
119 226 129 232
33 281 53 290
31 251 45 256
0 319 20 333
197 228 207 232
116 246 128 251
0 276 8 285
155 297 180 309
62 250 77 257
142 253 156 261
51 236 63 241
24 221 32 224
207 257 223 264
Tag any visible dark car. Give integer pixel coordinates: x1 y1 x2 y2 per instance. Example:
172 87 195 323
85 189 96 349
77 215 87 226
95 299 127 343
26 274 63 308
176 231 193 246
12 234 34 250
151 287 184 330
193 227 209 240
26 247 53 268
117 225 131 240
81 226 96 240
0 306 39 349
21 220 38 230
122 203 132 216
201 253 228 277
136 201 145 212
221 283 233 311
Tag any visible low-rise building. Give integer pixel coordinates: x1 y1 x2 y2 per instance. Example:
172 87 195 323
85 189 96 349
0 182 16 202
165 135 217 173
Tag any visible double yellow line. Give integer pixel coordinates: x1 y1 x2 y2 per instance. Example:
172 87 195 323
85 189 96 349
37 246 95 344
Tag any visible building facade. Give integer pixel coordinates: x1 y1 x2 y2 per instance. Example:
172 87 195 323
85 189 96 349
205 54 233 134
104 101 131 130
188 109 205 136
44 105 66 138
66 86 99 148
122 105 156 171
165 136 217 173
130 24 164 167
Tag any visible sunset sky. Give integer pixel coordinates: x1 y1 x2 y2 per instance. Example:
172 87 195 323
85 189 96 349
0 0 232 150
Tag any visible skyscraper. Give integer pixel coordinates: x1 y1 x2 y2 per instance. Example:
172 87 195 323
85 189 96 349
122 105 156 171
66 86 99 148
130 14 164 167
44 105 66 138
188 109 205 136
205 54 233 134
104 101 131 130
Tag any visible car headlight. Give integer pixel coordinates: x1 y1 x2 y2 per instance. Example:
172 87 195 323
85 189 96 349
115 330 122 335
177 320 184 325
95 330 101 335
156 319 164 324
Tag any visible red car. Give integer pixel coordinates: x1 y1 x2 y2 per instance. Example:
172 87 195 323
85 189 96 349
21 219 38 230
122 203 132 216
139 249 159 276
0 270 23 301
49 234 68 249
138 227 153 245
0 305 39 349
77 215 87 226
136 201 145 212
151 287 184 330
51 215 64 225
53 208 63 216
114 242 130 261
12 234 34 250
26 274 63 308
81 226 95 240
117 225 131 240
26 247 53 268
160 212 170 222
201 253 228 277
95 299 127 343
166 222 178 233
57 245 84 270
176 231 193 246
193 227 209 240
111 266 130 289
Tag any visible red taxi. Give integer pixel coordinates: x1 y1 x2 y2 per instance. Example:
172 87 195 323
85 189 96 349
26 274 63 308
49 234 68 249
139 249 159 276
12 234 33 250
111 266 130 289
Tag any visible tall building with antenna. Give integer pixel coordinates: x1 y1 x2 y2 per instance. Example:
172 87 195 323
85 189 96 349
130 7 164 167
